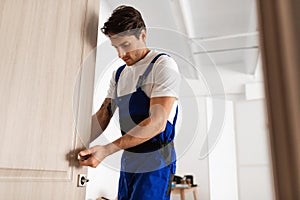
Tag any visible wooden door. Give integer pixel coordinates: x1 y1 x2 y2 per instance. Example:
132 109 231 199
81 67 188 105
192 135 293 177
0 0 99 199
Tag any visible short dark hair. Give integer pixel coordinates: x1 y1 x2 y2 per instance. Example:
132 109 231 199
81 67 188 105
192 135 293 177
101 5 146 38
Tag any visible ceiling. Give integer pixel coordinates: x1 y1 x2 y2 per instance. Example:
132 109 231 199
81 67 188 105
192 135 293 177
99 0 259 76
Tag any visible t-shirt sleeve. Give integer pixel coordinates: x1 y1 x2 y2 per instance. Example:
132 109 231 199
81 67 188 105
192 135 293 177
106 71 116 99
150 56 181 98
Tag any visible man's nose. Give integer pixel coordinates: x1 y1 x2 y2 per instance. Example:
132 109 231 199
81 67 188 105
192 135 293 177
117 48 126 59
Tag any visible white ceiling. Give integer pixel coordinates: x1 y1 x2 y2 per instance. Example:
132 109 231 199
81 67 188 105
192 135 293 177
100 0 259 75
188 0 257 37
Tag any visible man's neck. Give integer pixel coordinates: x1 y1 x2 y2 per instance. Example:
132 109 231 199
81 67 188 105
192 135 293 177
128 48 151 66
139 48 151 62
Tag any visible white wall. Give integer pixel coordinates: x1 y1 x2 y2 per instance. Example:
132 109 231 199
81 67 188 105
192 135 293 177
207 99 239 200
234 100 274 200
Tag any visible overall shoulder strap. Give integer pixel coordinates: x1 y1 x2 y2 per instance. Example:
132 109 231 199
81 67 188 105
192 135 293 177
136 53 170 89
115 64 126 83
143 53 169 78
114 64 126 99
173 106 179 126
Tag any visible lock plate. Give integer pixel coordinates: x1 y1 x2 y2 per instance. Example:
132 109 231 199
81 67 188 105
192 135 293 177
77 174 89 187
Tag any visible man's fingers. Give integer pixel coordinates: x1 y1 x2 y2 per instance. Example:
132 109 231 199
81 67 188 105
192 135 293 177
79 148 92 156
79 157 92 166
78 154 91 161
78 148 93 161
78 146 104 168
79 156 100 168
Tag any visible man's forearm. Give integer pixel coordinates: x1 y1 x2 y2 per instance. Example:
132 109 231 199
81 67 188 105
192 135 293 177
90 98 114 142
90 114 105 142
105 110 166 155
104 97 175 156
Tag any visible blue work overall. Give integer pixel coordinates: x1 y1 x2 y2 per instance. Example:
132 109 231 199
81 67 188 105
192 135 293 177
113 53 178 200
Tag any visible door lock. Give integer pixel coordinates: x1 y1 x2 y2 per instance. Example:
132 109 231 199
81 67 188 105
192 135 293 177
77 174 89 187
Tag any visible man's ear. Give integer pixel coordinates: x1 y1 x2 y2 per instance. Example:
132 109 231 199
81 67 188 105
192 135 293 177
140 29 146 42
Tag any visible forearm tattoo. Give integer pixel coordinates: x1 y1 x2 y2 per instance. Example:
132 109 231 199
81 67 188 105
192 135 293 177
107 102 113 118
95 98 115 133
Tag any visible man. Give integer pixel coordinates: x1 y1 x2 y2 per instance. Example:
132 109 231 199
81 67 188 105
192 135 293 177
79 5 180 200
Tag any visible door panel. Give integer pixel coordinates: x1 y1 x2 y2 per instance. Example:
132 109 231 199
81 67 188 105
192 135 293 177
0 0 99 199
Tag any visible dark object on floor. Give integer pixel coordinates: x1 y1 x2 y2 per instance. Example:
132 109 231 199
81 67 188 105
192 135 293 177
184 175 194 185
184 175 198 187
173 174 198 187
173 175 183 184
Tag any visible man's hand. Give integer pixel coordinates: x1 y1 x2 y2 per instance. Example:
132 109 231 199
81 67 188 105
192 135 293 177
78 145 110 168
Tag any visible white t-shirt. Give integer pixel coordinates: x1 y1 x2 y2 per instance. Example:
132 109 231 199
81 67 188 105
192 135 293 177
106 50 180 123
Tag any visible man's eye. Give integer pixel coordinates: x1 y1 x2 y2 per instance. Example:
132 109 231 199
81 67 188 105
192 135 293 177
122 43 130 48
